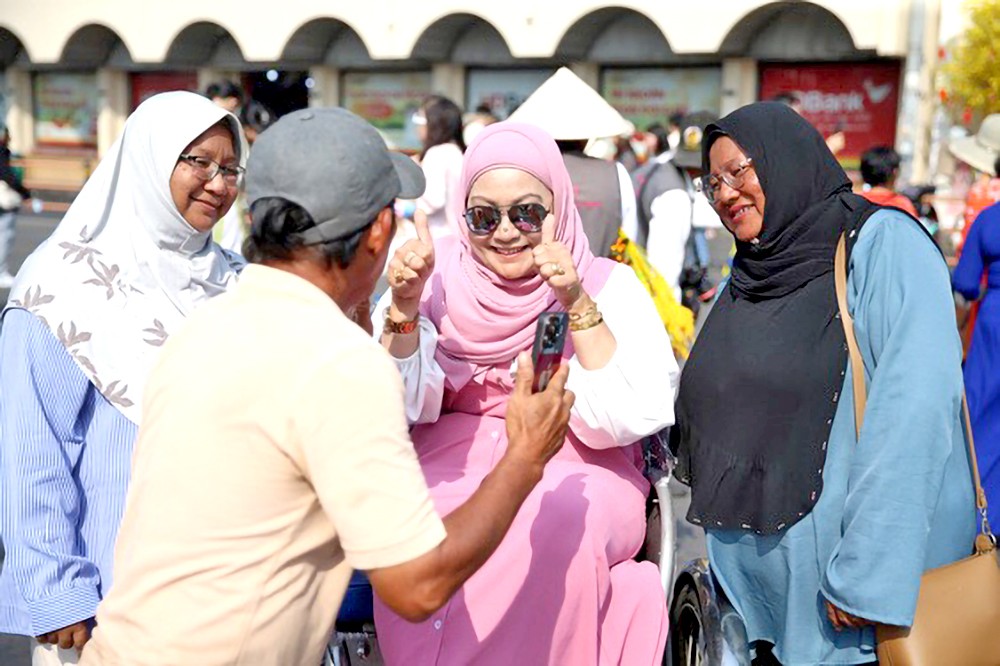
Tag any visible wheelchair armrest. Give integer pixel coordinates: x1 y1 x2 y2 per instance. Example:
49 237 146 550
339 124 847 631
641 427 675 484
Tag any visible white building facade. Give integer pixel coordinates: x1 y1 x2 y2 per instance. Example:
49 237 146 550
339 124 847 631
0 0 952 189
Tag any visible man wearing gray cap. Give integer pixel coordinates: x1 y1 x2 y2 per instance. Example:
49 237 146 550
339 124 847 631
80 108 574 666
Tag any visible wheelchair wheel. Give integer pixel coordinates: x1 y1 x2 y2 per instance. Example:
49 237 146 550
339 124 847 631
324 627 382 666
670 582 708 666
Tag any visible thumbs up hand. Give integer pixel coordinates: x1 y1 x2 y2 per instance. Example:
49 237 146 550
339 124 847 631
530 215 583 310
388 211 435 320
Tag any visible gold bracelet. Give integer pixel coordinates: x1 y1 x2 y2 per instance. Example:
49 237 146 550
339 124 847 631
568 305 604 332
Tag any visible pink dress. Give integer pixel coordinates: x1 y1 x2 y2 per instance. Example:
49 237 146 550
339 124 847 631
374 356 669 664
375 120 675 663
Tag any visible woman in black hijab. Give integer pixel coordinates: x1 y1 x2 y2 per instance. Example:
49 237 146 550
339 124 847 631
672 103 975 664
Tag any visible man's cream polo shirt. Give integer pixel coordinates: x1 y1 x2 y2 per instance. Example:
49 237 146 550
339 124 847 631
83 265 446 665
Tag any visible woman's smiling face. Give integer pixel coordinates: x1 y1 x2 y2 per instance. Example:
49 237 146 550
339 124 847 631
465 167 554 280
169 123 239 232
707 136 766 243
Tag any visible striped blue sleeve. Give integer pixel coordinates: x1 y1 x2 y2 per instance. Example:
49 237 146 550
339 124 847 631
1 308 101 634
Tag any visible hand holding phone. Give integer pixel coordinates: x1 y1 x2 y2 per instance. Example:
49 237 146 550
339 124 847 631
504 351 574 471
531 312 569 392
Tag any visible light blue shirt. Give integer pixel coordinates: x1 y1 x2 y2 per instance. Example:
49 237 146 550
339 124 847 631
0 307 137 636
706 210 978 665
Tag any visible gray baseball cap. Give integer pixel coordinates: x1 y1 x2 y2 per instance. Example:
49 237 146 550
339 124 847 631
246 107 425 244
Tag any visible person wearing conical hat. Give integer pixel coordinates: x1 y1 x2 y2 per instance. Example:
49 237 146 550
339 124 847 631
950 114 1000 254
509 67 637 258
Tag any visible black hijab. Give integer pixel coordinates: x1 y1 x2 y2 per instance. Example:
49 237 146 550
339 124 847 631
671 102 877 534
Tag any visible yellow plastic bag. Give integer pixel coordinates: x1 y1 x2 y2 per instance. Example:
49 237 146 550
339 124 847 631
610 229 695 360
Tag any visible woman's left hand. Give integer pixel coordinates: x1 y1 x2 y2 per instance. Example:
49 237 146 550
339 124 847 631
532 217 584 309
825 601 873 631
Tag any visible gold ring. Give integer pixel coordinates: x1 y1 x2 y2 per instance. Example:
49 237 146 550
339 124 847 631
550 262 565 276
393 269 405 283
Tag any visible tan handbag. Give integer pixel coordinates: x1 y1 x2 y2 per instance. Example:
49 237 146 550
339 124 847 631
834 233 1000 666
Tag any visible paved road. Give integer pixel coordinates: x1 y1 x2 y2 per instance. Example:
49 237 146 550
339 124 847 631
0 210 60 308
0 211 717 664
0 628 28 666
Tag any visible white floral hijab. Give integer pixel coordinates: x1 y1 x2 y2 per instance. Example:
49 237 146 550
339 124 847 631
3 91 246 425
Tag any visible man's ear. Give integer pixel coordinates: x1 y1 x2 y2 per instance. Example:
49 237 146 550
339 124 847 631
366 207 395 255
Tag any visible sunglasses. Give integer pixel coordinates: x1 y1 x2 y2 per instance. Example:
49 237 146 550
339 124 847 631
463 203 550 236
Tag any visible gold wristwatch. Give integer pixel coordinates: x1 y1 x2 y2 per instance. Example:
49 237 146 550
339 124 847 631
382 308 419 335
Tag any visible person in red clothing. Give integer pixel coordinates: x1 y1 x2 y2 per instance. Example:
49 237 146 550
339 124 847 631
953 155 1000 356
950 114 1000 255
949 115 1000 355
960 155 1000 250
859 146 918 216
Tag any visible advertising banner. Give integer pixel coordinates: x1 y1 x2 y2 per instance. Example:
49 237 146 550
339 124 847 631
601 68 723 131
758 61 902 166
342 71 431 151
466 69 554 120
34 72 99 148
130 72 199 110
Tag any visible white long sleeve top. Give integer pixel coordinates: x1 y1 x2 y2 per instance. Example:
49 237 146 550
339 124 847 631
375 263 679 449
645 185 724 299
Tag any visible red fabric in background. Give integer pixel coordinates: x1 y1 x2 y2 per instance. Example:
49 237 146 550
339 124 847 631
861 187 918 217
130 72 199 111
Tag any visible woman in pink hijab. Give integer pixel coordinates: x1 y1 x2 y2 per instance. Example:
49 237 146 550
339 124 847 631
374 122 678 665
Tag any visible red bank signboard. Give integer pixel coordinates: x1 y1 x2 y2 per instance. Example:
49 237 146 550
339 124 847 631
758 62 902 165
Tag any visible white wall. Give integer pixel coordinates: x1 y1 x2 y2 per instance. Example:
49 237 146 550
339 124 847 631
0 0 913 64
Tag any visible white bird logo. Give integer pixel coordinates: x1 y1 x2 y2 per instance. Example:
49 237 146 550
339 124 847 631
864 79 892 104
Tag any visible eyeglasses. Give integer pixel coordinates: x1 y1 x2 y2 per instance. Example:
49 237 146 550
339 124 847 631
697 158 755 204
463 203 550 236
177 154 245 185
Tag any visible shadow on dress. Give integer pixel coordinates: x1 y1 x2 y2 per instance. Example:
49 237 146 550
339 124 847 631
434 474 589 663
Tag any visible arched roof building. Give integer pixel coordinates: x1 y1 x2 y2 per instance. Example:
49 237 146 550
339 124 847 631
0 0 948 184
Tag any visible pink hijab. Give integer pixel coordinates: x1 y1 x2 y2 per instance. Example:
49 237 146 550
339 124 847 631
420 122 614 390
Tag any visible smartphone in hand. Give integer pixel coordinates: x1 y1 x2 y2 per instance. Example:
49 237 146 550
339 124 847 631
531 312 569 393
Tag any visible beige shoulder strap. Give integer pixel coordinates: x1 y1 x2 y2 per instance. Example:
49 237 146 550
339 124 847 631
834 232 993 544
834 234 867 437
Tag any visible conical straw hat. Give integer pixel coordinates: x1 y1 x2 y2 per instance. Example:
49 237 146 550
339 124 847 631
508 67 633 140
950 114 1000 176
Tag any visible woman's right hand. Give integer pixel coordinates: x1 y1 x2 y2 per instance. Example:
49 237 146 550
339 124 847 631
387 215 434 319
825 601 872 631
36 619 91 654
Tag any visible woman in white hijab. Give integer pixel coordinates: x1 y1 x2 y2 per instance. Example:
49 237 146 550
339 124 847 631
0 91 245 665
